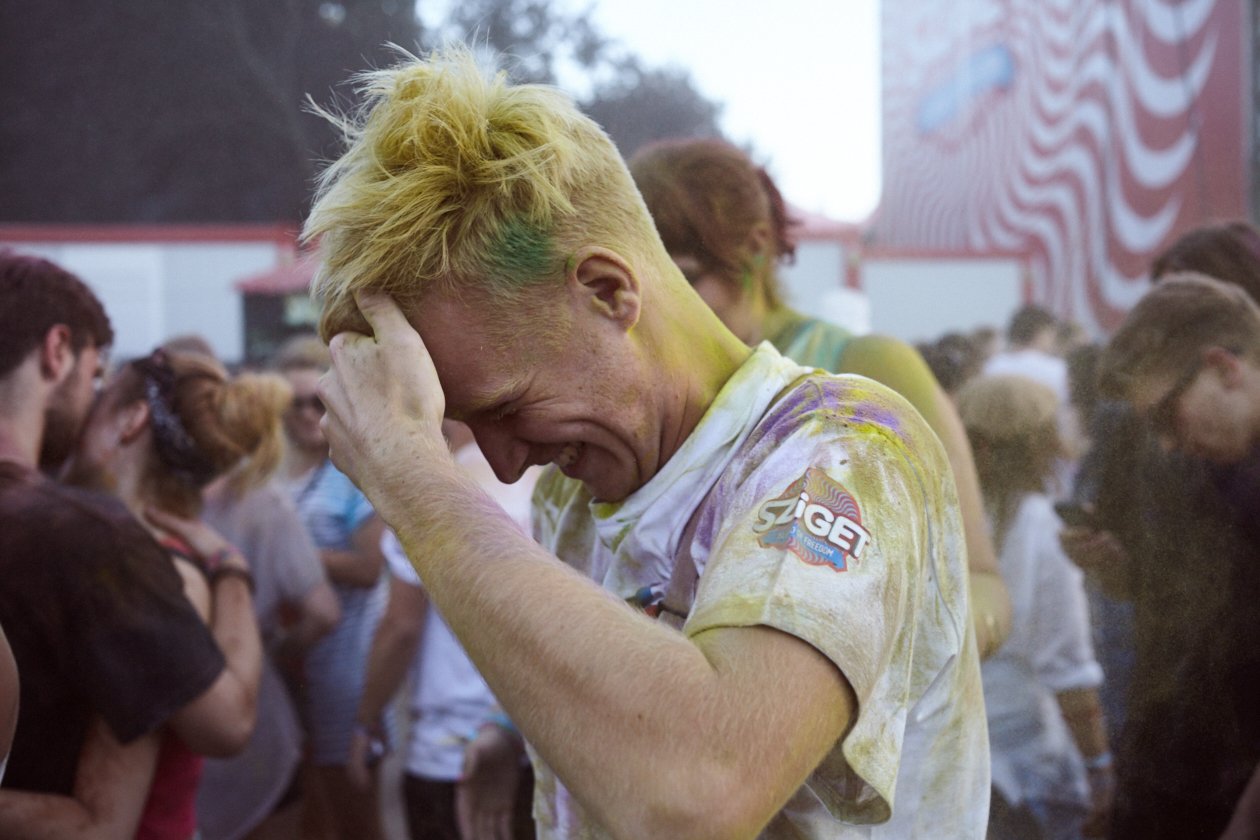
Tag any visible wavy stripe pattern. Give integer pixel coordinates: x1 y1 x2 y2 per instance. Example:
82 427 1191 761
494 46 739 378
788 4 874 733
875 0 1245 332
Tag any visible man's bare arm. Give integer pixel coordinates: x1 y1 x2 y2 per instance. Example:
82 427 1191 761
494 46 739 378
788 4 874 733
319 293 856 838
0 718 157 839
392 466 854 839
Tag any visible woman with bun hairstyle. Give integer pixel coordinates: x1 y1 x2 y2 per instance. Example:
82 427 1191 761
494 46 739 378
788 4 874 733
63 347 287 839
629 137 1012 657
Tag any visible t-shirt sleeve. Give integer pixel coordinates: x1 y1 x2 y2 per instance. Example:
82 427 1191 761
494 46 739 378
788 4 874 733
66 513 226 744
683 417 951 824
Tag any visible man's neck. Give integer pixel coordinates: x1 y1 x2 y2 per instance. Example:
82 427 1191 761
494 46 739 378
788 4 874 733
0 372 48 470
651 286 755 473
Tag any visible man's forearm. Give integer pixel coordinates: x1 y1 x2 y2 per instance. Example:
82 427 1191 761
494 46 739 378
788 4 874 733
388 463 850 838
0 721 156 840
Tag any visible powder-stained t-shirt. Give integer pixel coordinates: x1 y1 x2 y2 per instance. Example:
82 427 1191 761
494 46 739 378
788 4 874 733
0 463 225 795
531 343 990 839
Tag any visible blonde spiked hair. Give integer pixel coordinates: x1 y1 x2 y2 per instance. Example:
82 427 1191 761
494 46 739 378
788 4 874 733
304 45 664 340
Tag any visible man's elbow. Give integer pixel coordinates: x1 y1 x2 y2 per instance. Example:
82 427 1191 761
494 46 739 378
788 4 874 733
621 767 773 840
181 707 256 757
170 681 258 757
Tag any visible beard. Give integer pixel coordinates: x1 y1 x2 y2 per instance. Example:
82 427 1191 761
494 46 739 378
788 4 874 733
39 404 81 474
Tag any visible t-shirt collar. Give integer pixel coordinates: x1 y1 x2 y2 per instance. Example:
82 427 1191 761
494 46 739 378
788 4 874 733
588 342 810 591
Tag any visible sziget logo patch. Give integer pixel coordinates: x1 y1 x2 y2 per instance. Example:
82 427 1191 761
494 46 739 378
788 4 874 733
752 468 871 572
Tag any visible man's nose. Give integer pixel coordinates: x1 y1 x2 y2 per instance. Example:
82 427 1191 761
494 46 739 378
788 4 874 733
467 422 529 484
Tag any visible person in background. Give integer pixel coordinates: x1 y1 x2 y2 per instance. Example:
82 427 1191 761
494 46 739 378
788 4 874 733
985 304 1083 494
1096 272 1260 839
1054 321 1090 360
983 305 1068 401
958 374 1112 840
350 422 536 840
1060 220 1260 838
157 335 344 840
919 331 986 398
60 347 281 838
273 334 390 840
628 137 1011 658
0 252 258 837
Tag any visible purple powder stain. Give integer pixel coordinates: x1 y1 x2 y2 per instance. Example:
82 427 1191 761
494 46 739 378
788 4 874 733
849 401 902 432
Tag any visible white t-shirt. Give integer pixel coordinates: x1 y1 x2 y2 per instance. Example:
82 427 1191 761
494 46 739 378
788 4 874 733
384 445 541 781
982 349 1069 405
982 494 1103 808
531 343 990 839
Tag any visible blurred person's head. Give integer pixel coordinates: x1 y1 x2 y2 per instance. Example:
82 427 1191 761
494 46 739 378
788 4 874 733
1099 272 1260 464
957 374 1062 535
164 333 282 498
162 333 216 359
303 47 742 502
627 138 797 345
1151 220 1260 302
920 332 982 396
0 251 115 469
970 326 1000 363
1054 319 1089 358
1005 304 1058 352
271 334 331 456
65 348 291 518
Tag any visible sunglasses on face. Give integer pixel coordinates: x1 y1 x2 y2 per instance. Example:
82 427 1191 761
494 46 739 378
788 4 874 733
291 395 325 413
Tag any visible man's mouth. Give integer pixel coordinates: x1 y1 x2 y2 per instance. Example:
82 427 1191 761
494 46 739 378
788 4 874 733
554 442 583 471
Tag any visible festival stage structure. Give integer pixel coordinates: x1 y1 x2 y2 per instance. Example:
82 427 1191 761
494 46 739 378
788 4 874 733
872 0 1252 333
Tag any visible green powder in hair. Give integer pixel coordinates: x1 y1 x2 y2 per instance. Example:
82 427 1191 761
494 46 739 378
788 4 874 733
487 217 555 284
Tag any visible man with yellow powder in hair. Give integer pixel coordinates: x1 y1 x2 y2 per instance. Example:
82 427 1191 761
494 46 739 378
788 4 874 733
306 46 989 838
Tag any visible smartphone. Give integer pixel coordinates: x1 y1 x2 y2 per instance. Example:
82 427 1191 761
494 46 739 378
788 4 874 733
1054 501 1097 529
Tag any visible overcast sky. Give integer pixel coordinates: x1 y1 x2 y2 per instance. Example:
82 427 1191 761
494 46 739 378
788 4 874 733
420 0 883 222
583 0 882 222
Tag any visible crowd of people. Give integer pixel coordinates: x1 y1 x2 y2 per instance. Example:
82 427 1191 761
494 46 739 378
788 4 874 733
0 42 1258 840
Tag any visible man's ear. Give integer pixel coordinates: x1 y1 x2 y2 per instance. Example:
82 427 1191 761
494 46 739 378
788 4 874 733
567 246 641 330
38 325 75 383
1204 345 1245 387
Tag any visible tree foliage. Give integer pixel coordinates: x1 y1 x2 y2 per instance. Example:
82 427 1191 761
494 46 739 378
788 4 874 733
0 0 724 223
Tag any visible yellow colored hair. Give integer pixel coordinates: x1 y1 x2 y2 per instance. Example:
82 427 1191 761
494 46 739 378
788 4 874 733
304 44 663 340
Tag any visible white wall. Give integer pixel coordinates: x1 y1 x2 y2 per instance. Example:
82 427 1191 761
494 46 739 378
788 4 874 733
6 240 284 363
778 241 873 335
861 257 1025 343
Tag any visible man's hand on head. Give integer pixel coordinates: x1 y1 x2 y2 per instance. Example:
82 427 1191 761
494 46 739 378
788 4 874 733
318 290 454 520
